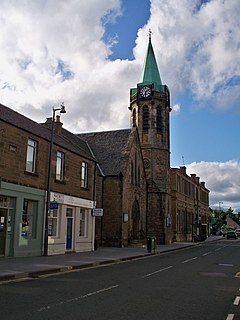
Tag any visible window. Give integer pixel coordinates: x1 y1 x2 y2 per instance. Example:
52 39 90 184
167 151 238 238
132 109 136 127
156 106 161 133
66 207 73 218
56 151 65 181
79 208 87 237
134 154 137 186
138 166 140 187
81 161 88 188
48 209 59 237
26 139 37 173
131 161 134 184
142 105 149 132
22 200 37 238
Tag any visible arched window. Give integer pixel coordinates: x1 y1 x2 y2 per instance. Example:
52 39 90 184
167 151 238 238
131 160 134 184
156 105 161 133
132 109 136 127
142 105 149 132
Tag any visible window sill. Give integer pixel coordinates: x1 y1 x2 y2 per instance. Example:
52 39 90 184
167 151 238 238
24 171 39 177
80 186 89 190
55 179 66 185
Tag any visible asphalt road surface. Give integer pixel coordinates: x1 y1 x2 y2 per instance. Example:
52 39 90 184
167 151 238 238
1 239 240 320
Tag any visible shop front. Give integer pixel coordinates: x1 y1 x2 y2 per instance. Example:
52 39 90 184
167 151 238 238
0 181 45 257
47 192 95 255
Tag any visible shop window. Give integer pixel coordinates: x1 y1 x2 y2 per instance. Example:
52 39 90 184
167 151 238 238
26 139 37 173
79 208 87 237
48 209 59 237
56 151 65 181
66 207 73 217
81 161 88 188
22 200 37 238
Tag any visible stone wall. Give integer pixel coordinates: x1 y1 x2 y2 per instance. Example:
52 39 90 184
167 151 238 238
0 119 95 201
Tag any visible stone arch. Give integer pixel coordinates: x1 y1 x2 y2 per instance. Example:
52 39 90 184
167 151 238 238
132 199 140 240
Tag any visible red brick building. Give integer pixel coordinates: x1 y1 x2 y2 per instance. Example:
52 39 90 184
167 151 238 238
0 103 96 257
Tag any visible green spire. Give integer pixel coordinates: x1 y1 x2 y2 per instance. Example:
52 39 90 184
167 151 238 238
138 32 162 89
130 31 166 96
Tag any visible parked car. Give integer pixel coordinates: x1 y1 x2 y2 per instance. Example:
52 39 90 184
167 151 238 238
226 230 238 239
235 229 240 237
221 227 228 237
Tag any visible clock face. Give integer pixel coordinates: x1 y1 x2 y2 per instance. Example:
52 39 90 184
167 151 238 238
139 86 152 98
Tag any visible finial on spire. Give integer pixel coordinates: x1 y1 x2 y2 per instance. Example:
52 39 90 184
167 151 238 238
148 28 152 42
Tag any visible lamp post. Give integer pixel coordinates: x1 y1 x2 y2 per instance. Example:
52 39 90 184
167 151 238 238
44 104 66 256
219 201 223 211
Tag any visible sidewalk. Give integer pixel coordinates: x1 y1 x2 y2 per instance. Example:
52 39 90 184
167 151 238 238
0 236 223 283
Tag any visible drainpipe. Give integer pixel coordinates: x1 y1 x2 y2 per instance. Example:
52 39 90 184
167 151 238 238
92 161 97 251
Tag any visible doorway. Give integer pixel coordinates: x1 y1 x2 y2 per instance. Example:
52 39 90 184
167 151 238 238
0 209 7 255
66 207 73 251
132 200 140 240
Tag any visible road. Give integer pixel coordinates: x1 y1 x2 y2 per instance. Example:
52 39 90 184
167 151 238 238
1 239 240 320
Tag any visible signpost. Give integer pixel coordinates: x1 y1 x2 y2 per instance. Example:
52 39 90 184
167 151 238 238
93 208 103 217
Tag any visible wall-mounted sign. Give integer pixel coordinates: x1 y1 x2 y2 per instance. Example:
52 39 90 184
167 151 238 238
50 201 58 210
123 213 128 223
93 208 103 217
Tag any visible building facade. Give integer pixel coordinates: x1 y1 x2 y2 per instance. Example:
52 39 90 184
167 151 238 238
0 104 96 257
129 34 172 244
0 35 210 256
78 128 147 247
170 166 210 242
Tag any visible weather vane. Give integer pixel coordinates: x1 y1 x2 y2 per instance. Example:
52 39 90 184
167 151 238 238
148 28 152 41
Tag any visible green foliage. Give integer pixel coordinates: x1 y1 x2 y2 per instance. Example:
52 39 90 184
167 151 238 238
209 207 240 227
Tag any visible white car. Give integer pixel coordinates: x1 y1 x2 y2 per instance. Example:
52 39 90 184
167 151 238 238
235 229 240 237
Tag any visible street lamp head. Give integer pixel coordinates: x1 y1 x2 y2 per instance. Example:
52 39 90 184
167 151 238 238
52 103 67 114
60 103 66 114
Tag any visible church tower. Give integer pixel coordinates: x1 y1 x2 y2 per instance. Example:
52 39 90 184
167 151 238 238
129 32 172 244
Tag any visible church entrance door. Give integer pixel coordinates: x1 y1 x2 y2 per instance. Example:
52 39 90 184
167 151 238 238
132 200 140 240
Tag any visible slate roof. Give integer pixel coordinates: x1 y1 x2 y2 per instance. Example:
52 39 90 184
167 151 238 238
77 129 131 176
0 103 95 161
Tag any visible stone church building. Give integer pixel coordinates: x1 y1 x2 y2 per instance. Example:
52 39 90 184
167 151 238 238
0 34 209 257
79 34 174 246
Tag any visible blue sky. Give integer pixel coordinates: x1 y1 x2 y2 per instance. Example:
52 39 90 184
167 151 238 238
103 0 240 167
103 0 150 61
0 0 239 211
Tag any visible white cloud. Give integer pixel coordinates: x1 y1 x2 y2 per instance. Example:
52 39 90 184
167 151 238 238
0 1 239 211
171 103 181 115
0 0 126 131
186 160 240 212
142 0 240 109
0 0 239 131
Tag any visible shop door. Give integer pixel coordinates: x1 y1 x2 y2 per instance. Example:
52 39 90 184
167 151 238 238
66 208 73 250
0 209 7 255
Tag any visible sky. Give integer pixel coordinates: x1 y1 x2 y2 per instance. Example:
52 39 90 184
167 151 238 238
0 0 239 212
